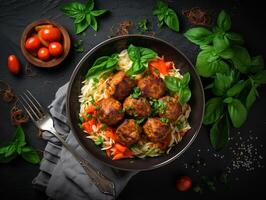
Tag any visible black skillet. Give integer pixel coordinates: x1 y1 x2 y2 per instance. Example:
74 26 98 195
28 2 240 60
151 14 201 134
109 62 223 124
66 35 205 171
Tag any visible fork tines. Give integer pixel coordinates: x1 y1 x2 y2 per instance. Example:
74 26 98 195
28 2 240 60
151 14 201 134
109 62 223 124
19 90 45 121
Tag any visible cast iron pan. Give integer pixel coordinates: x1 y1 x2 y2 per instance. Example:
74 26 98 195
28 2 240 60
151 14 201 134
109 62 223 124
67 35 205 171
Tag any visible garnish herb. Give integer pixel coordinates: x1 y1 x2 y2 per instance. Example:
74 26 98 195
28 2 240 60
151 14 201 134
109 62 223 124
86 54 119 80
160 117 169 123
61 0 108 34
95 136 103 145
153 0 179 32
184 10 266 150
136 118 145 124
164 72 191 105
0 126 40 164
131 87 142 98
126 44 157 75
137 19 148 33
150 99 166 115
79 116 84 122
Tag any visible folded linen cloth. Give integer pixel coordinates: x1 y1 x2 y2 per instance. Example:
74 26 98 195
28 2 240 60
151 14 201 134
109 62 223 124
32 83 137 200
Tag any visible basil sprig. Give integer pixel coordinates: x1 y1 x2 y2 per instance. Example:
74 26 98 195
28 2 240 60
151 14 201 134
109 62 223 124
153 0 179 32
0 126 40 164
126 44 157 76
184 10 266 150
164 72 191 105
61 0 108 34
86 54 119 80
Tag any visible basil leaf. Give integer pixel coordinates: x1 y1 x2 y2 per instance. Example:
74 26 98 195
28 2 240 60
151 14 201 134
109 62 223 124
225 32 244 45
250 56 264 73
212 73 233 96
164 76 181 92
184 27 213 46
86 54 118 79
252 70 266 85
210 115 229 150
90 15 98 31
181 72 190 85
226 80 246 97
217 10 231 31
227 98 247 128
165 9 179 32
153 0 179 32
203 97 225 125
85 0 94 11
246 86 257 110
223 97 233 104
61 2 85 17
126 44 157 76
91 10 107 16
14 126 26 150
75 19 89 34
74 13 86 24
179 88 191 105
218 47 234 59
21 146 41 164
0 153 17 163
213 34 230 53
231 46 251 73
196 48 230 77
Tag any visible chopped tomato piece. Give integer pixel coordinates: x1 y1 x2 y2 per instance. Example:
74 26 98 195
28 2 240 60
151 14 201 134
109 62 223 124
112 153 125 160
82 122 93 134
114 143 127 153
105 129 118 141
86 105 96 115
149 58 174 77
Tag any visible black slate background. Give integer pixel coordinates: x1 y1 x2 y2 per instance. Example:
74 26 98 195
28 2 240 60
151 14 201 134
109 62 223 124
0 0 265 199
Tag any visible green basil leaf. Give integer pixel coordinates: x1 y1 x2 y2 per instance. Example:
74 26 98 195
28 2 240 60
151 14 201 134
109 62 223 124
252 70 266 85
181 72 190 86
74 13 86 24
61 2 85 17
153 0 168 16
217 10 231 31
227 98 247 128
14 126 26 148
90 15 98 31
21 146 41 164
213 34 230 53
85 0 94 11
225 32 244 45
0 153 17 163
210 115 229 150
246 86 257 110
226 80 246 97
164 9 179 32
0 144 16 157
184 27 213 46
196 49 230 77
127 44 141 61
212 73 233 96
223 97 233 104
218 47 234 59
179 88 191 105
203 97 225 125
164 76 181 92
91 9 107 16
75 19 89 34
86 13 91 24
140 48 157 62
250 56 264 73
231 46 251 73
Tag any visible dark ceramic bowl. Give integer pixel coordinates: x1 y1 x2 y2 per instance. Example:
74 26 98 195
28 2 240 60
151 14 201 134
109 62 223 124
67 35 204 171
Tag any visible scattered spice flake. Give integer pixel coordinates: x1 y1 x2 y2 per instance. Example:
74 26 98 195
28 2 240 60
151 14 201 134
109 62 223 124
0 80 16 103
10 103 29 126
182 7 211 26
25 62 36 77
110 20 133 37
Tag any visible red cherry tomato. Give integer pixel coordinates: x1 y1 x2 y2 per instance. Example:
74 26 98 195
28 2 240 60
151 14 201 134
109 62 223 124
39 27 61 42
25 36 41 51
38 47 50 61
7 55 21 75
176 176 192 192
48 42 63 57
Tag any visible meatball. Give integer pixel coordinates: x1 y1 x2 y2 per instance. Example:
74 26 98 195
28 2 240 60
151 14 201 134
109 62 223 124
116 119 142 146
123 96 151 118
97 97 124 126
137 76 166 99
107 71 136 101
143 118 171 143
158 96 182 122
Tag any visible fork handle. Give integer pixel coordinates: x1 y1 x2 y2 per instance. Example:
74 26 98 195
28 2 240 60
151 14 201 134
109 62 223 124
48 127 116 197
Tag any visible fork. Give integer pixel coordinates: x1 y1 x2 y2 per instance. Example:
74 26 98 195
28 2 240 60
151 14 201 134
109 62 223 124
19 90 116 197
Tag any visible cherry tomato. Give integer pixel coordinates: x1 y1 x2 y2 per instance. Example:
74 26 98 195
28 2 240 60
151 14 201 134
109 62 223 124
48 42 63 57
25 36 41 51
7 55 21 75
176 176 192 192
39 27 61 42
38 47 50 61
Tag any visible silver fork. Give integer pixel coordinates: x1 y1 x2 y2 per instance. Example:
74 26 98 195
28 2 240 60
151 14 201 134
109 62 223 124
19 90 115 197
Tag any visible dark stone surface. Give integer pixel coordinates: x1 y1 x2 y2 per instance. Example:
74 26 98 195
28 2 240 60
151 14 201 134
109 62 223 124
0 0 265 199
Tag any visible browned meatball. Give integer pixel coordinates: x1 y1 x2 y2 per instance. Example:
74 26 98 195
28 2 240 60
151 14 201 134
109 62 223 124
143 118 171 143
116 119 142 146
107 71 136 101
97 98 124 126
158 96 182 122
137 76 166 99
123 96 151 118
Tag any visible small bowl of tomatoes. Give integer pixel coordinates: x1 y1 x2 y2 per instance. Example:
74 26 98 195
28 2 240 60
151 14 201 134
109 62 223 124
21 19 71 68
